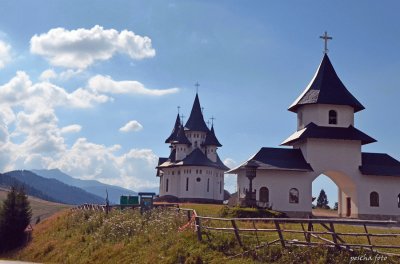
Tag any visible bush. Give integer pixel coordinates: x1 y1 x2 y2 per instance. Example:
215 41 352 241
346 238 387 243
218 206 286 218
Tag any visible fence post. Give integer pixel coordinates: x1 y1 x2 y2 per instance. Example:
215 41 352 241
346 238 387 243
274 221 286 248
195 217 202 241
301 223 310 245
329 222 340 250
363 224 373 251
231 219 243 248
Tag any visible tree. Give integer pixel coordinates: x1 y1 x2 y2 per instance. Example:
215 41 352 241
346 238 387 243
0 186 32 252
316 189 329 209
334 202 338 211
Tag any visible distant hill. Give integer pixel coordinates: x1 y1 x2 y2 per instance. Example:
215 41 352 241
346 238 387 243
0 187 70 224
3 170 104 205
32 169 137 204
0 173 55 202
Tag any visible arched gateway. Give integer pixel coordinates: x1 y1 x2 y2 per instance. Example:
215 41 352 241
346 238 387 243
228 50 400 220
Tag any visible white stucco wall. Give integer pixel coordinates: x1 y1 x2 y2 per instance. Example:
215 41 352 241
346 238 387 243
297 104 355 130
159 166 224 201
237 137 400 219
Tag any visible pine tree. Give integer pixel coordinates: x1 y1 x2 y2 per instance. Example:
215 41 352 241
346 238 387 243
0 186 32 252
316 189 329 209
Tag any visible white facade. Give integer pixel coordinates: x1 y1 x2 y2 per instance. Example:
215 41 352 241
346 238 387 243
157 94 228 203
232 54 400 220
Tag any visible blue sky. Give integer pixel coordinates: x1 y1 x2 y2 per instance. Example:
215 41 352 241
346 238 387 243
0 1 399 202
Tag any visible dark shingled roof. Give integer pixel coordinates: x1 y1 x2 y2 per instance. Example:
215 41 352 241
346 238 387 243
184 93 210 132
281 122 376 146
180 148 215 166
288 54 365 113
216 154 230 171
203 125 222 147
165 114 181 143
173 125 191 145
168 149 176 162
157 148 229 170
157 157 168 176
360 153 400 176
227 147 313 173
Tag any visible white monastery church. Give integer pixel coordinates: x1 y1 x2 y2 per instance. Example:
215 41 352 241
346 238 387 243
157 93 229 203
229 48 400 220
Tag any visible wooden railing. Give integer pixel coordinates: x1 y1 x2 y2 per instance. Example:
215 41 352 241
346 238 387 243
194 216 400 257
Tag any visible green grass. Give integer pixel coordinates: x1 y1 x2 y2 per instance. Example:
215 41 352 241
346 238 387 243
0 188 71 224
2 204 400 263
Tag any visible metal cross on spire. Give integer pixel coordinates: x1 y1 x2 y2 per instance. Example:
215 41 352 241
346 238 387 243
180 114 185 124
210 116 216 126
319 31 332 54
177 106 181 114
195 82 200 93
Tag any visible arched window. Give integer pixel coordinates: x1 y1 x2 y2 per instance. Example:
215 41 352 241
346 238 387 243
398 194 400 208
289 188 299 204
166 179 169 193
297 112 303 128
329 110 337 125
259 187 269 203
370 191 379 207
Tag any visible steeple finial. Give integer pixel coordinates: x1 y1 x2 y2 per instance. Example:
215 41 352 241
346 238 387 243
210 116 216 126
177 106 180 115
195 82 200 93
319 31 332 54
180 114 185 124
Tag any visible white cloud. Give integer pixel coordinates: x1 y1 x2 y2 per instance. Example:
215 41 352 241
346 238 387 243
39 69 57 81
30 25 155 69
223 158 237 169
119 120 143 132
88 75 179 96
0 40 11 69
61 124 82 134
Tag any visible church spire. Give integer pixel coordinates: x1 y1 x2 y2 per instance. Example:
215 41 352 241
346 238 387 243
288 54 365 113
165 113 181 143
184 93 209 132
204 124 222 147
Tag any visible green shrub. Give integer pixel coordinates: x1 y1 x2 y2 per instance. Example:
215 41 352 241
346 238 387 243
218 206 286 218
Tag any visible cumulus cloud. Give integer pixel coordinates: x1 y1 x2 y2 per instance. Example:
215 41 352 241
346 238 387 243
39 69 57 81
0 71 110 109
30 25 155 69
61 124 82 134
88 75 179 96
0 40 11 69
223 158 238 194
0 71 163 190
119 120 143 132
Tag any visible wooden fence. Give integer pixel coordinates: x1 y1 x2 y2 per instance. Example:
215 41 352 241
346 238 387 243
194 216 400 257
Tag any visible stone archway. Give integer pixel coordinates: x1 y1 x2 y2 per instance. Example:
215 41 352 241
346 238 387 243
311 170 357 218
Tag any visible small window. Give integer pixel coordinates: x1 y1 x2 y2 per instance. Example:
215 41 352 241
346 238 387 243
186 177 189 191
207 178 210 192
219 181 222 194
166 179 169 192
196 177 201 182
370 192 379 207
289 188 299 203
329 110 337 125
194 141 198 148
259 187 269 203
398 194 400 208
297 112 303 127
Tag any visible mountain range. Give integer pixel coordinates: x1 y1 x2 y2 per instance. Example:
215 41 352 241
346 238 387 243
2 170 104 205
32 169 137 204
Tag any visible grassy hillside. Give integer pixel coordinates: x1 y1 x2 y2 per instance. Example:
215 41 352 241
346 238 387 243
0 188 71 224
4 205 399 263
